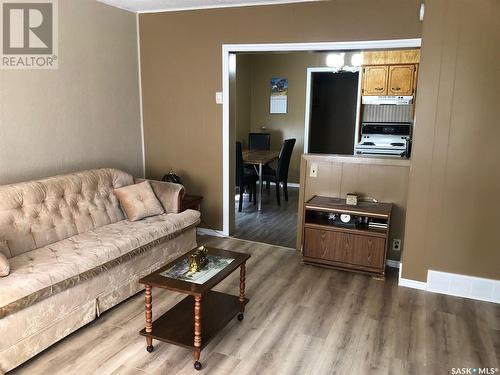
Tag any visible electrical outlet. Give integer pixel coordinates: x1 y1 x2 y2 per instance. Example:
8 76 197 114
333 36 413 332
392 239 402 252
310 163 318 177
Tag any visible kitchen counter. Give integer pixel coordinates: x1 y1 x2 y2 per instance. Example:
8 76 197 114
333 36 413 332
302 153 411 167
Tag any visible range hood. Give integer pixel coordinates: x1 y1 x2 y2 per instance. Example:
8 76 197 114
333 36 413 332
362 96 413 105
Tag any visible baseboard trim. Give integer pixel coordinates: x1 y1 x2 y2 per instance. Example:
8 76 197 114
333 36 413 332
399 277 427 291
398 264 499 303
385 259 400 269
197 230 297 251
196 227 227 237
228 236 297 251
426 270 500 304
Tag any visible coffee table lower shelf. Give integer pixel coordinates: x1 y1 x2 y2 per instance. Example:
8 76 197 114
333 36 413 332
140 290 249 351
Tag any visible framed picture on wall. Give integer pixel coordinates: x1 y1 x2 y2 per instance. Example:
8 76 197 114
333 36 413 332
270 77 288 114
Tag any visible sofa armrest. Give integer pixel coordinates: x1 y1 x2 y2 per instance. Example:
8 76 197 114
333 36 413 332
134 178 185 213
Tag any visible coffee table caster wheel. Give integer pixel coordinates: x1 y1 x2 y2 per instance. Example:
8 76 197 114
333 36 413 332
194 361 202 370
237 313 244 321
146 345 154 353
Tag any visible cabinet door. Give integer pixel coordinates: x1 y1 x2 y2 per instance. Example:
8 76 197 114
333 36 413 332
304 228 386 272
303 228 352 262
362 66 388 95
353 235 386 269
388 65 415 95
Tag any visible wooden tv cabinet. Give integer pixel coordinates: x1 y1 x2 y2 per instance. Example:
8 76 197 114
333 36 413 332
302 196 392 277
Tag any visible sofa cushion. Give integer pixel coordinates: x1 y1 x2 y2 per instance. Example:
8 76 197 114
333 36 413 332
0 209 200 318
114 181 164 221
0 169 134 258
0 253 9 277
135 179 185 214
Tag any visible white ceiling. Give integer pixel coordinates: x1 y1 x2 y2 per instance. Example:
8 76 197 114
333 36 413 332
98 0 319 13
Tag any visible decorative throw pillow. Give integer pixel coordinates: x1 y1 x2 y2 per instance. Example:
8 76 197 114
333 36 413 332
0 252 9 277
114 181 165 221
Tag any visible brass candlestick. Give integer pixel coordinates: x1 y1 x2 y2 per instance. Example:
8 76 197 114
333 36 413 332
188 246 208 273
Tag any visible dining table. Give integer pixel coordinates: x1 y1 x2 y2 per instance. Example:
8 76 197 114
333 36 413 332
242 149 280 211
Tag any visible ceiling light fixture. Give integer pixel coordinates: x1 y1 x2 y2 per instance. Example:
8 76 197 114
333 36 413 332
350 53 363 67
326 53 345 70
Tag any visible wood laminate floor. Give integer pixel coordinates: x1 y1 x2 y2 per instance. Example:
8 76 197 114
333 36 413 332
12 235 499 375
235 185 298 249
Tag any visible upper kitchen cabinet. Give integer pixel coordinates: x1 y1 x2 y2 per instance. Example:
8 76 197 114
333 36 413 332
362 65 388 95
388 64 417 96
362 64 418 96
363 50 420 65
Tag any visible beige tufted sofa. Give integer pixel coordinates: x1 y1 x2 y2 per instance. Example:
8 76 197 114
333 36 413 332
0 169 200 373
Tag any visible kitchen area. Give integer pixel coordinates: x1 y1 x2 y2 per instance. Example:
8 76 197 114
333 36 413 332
299 49 420 264
307 49 420 159
356 50 419 157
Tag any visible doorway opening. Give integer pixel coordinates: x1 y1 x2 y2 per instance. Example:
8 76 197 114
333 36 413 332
231 52 303 249
222 40 422 243
308 70 360 154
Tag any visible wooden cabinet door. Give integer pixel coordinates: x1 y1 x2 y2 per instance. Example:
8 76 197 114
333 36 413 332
388 65 415 95
362 66 388 95
303 228 352 262
304 227 386 272
353 235 386 269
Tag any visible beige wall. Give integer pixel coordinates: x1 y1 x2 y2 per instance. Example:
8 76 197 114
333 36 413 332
0 0 143 185
402 0 500 281
139 0 422 230
298 155 410 261
234 55 252 150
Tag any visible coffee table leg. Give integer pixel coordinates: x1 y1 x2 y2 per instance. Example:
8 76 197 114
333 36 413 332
145 284 154 353
238 263 246 321
194 295 202 370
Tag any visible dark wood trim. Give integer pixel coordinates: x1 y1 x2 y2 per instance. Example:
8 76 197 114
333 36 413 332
139 247 250 296
302 195 392 277
194 295 201 362
139 291 249 350
304 196 392 218
177 187 186 213
139 247 250 369
182 194 203 212
144 284 153 351
304 222 388 239
238 263 246 318
303 256 385 276
304 205 390 219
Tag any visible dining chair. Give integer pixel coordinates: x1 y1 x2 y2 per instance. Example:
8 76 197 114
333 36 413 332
236 141 258 212
263 138 296 206
248 133 271 150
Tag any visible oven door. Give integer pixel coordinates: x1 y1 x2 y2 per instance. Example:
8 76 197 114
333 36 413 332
355 147 406 156
361 122 412 137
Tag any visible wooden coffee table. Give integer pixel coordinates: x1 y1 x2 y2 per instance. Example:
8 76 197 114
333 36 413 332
139 247 250 371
